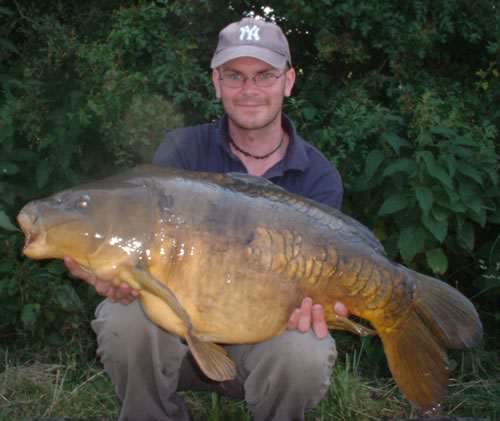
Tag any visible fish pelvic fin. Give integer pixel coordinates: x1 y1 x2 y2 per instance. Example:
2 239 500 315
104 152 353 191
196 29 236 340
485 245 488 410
129 267 192 328
377 269 483 411
130 267 237 382
185 331 237 382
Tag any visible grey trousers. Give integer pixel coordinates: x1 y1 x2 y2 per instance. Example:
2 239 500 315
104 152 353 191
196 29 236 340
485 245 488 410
91 299 338 421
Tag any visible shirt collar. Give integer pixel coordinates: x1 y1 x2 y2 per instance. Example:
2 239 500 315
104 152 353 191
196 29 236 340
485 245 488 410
215 113 310 173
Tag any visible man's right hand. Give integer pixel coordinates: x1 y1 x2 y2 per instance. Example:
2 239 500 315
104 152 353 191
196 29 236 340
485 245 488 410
64 257 139 305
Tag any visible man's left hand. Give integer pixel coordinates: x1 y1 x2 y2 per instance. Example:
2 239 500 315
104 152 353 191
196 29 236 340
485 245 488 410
287 297 348 339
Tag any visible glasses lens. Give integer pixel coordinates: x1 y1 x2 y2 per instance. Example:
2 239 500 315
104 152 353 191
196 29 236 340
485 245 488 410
220 71 243 88
255 72 282 88
220 71 283 88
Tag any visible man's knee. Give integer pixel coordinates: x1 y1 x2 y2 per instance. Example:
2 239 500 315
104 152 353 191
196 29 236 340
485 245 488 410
245 330 337 393
272 331 337 384
91 300 152 364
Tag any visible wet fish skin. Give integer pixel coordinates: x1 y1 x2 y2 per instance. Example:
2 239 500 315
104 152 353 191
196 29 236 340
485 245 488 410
17 165 483 412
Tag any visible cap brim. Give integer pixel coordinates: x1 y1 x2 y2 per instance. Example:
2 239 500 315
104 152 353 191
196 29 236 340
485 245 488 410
210 45 289 69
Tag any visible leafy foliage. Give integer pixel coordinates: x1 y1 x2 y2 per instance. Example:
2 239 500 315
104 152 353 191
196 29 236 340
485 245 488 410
0 0 499 351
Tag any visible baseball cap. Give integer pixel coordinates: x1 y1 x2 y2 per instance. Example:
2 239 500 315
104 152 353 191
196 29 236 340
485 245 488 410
210 17 292 69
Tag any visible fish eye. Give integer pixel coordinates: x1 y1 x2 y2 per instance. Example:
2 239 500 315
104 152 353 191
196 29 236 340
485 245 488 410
77 194 91 209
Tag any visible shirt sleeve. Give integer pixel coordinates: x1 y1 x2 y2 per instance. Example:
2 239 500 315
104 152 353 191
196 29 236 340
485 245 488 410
153 130 189 169
299 147 344 209
306 167 343 209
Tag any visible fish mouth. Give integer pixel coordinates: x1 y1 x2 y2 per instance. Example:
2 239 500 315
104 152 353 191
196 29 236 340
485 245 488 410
17 211 45 253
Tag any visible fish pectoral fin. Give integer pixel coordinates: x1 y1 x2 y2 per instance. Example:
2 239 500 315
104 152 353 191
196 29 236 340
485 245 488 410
328 314 376 336
129 267 192 328
185 330 236 382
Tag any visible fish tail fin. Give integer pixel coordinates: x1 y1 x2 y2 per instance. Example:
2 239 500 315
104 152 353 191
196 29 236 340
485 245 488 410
377 270 483 411
185 330 237 382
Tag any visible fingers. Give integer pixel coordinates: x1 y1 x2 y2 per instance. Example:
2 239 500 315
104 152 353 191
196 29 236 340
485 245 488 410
287 308 301 330
287 297 348 339
312 304 329 339
113 283 140 305
95 281 139 304
64 256 94 285
64 256 138 305
287 297 314 333
297 297 312 332
334 301 349 317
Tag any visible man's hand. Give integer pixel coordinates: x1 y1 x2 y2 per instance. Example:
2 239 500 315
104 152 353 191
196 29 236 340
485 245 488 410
64 257 139 305
287 297 348 339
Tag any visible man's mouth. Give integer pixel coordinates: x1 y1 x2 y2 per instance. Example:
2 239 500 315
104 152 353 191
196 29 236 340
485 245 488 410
235 102 266 107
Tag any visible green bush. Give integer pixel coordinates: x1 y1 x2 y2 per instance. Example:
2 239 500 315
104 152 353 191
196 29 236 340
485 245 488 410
1 0 498 348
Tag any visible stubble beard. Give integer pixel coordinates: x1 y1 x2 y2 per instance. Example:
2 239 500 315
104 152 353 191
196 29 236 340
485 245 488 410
228 107 282 132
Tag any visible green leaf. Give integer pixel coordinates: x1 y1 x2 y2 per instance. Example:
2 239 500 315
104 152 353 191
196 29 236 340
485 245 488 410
10 149 38 162
445 154 457 178
46 261 66 275
431 206 449 222
364 149 385 180
425 248 448 274
416 131 433 146
467 207 487 227
465 196 482 215
378 194 408 215
430 126 455 138
36 159 51 189
21 303 40 328
0 162 20 175
458 221 475 250
457 164 483 185
55 284 84 311
0 38 18 54
417 151 453 189
398 226 426 263
458 180 478 202
0 261 15 273
0 7 14 16
415 186 433 213
303 107 317 121
381 158 417 178
382 132 411 154
0 210 18 231
422 214 448 242
453 135 477 147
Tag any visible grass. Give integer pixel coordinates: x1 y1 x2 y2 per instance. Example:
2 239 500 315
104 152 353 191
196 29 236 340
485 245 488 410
1 341 498 421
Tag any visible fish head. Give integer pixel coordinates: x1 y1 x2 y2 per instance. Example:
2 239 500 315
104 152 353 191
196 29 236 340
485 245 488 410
17 182 155 272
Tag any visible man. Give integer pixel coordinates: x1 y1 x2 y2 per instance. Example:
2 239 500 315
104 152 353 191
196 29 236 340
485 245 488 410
66 17 348 421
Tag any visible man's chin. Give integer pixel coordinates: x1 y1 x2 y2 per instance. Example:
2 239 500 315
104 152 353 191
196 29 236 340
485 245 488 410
228 113 276 131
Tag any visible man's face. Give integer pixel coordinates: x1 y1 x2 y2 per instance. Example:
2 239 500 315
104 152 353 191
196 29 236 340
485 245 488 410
212 57 296 131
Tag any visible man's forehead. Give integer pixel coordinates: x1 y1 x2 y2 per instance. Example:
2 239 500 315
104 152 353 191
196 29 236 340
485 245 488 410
219 57 277 72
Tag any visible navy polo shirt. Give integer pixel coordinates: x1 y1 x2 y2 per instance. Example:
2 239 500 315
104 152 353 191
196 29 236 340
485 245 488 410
152 114 343 209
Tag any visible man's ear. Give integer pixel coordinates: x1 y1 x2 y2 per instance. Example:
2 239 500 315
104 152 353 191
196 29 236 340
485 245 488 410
212 69 221 98
284 67 296 97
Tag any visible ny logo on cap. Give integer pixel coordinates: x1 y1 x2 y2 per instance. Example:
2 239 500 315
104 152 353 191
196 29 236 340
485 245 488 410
240 25 260 41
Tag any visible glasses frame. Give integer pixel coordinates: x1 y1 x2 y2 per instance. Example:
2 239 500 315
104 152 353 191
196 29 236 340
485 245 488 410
218 69 286 89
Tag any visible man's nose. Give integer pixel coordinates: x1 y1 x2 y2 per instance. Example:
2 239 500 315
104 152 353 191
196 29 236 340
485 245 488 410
240 76 259 93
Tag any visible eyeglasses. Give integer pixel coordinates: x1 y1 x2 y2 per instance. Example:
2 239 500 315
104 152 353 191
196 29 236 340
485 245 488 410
218 70 285 89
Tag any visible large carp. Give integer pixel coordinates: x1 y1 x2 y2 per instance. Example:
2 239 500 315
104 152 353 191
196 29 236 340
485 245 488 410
17 165 482 412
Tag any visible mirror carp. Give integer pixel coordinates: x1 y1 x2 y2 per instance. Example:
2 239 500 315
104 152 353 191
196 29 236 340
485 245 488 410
17 165 483 412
